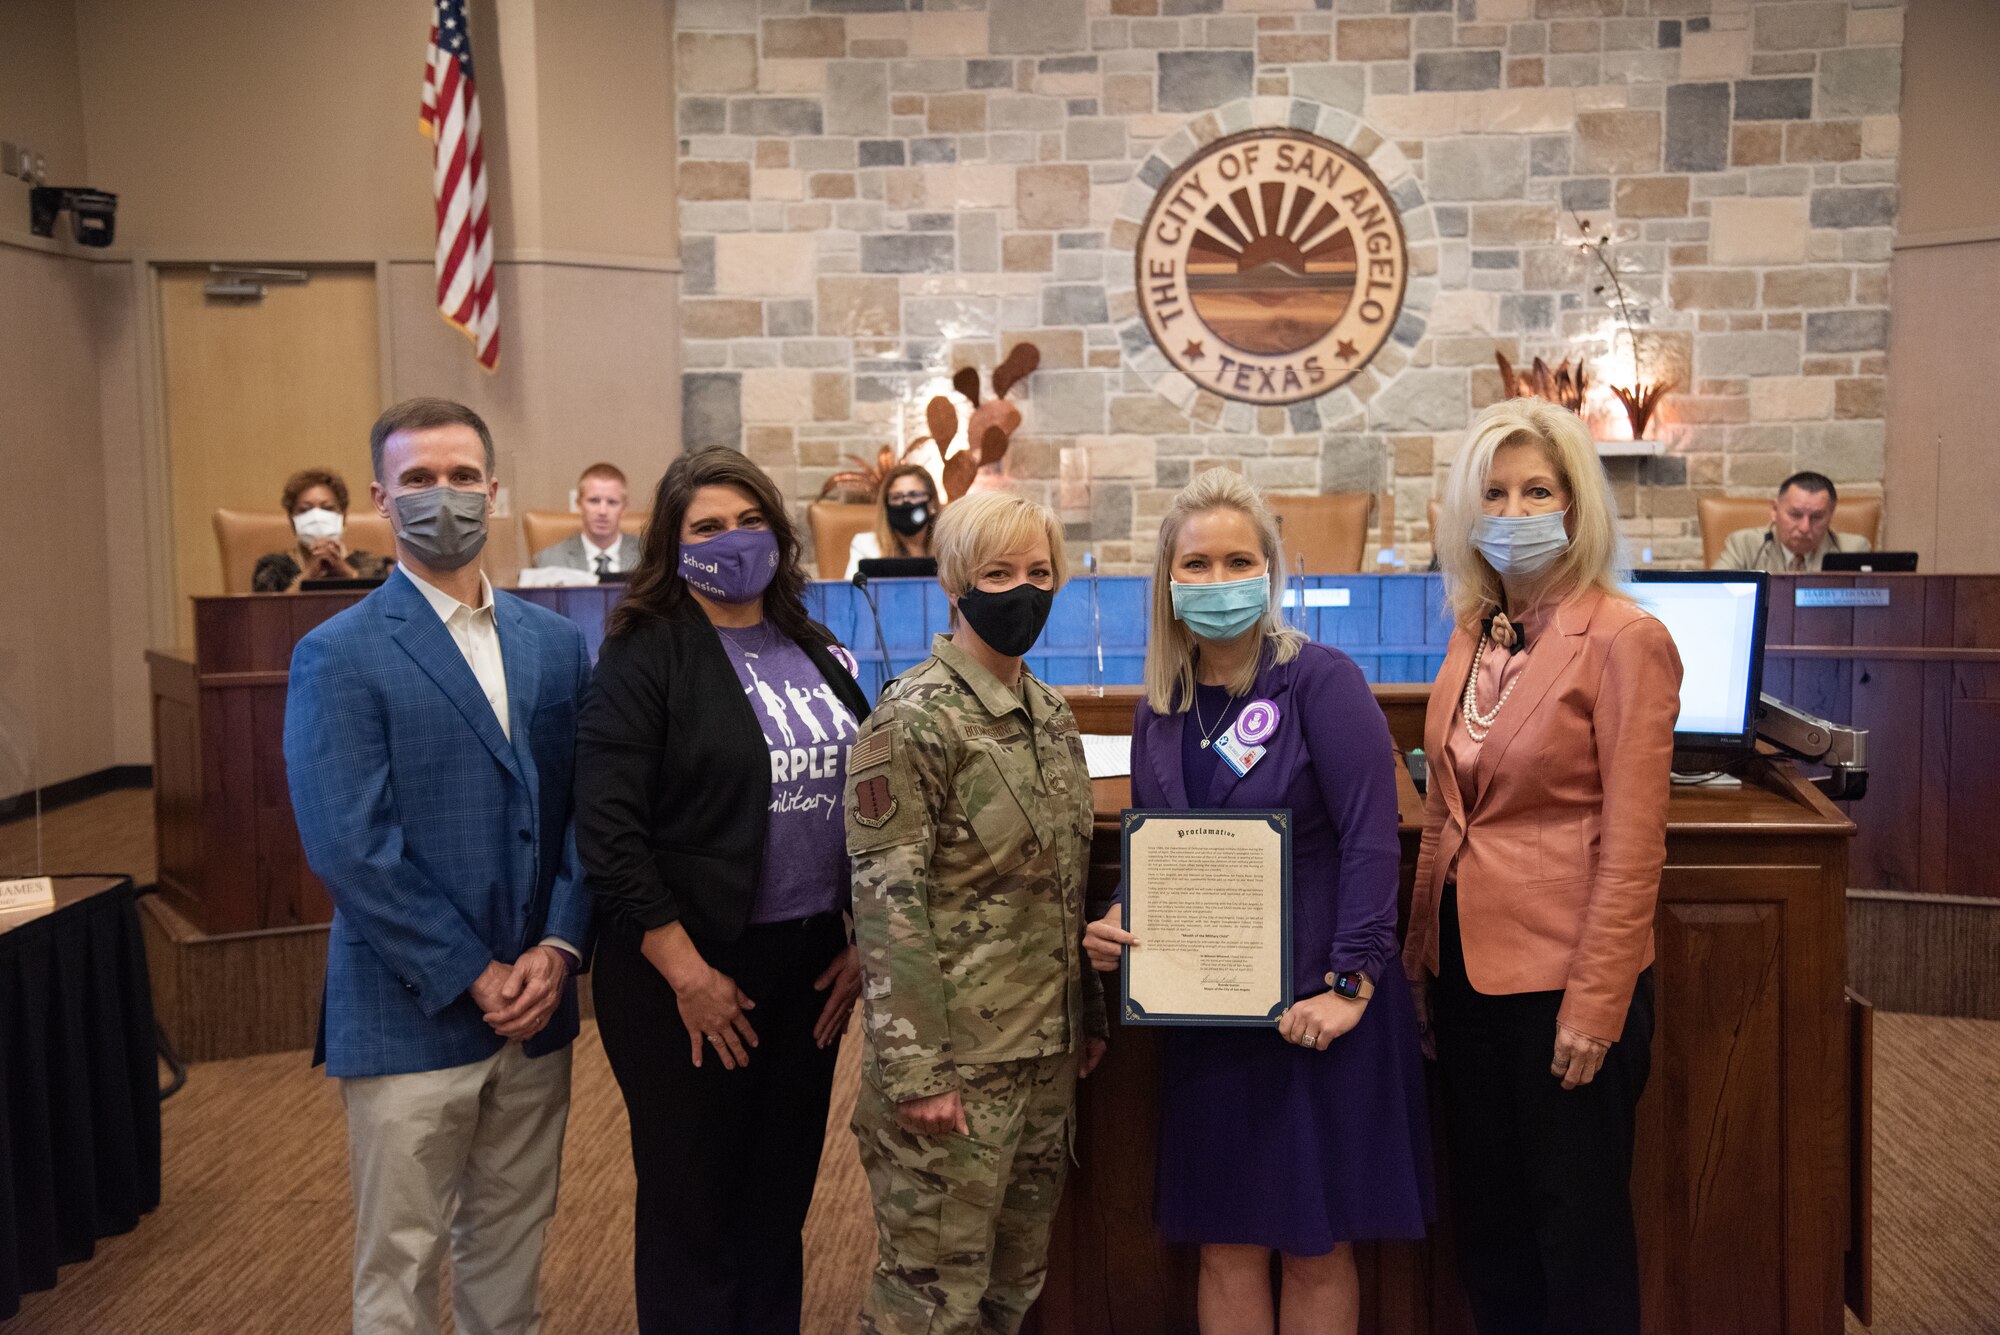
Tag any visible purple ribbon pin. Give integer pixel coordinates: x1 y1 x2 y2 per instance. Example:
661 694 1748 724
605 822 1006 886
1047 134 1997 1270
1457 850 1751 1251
1234 698 1280 746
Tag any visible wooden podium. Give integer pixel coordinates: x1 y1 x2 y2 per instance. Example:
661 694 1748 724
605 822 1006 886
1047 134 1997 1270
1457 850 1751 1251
1034 687 1868 1335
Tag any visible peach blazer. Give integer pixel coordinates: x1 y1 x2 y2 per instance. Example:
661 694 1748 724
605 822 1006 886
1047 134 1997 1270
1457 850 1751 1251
1404 586 1683 1043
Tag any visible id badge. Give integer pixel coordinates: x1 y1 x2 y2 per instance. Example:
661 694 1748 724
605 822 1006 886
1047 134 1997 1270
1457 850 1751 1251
1212 726 1266 778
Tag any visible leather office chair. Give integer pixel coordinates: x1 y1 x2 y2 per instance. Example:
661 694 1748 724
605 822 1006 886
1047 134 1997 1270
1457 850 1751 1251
1266 492 1375 575
520 510 650 564
1697 495 1881 568
213 510 398 594
808 500 878 580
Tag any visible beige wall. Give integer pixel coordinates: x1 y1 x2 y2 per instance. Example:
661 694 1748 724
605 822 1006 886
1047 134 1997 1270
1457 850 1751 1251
0 0 91 218
532 0 678 259
1894 0 2000 246
71 0 437 259
1 0 680 796
1885 0 2000 568
0 247 116 800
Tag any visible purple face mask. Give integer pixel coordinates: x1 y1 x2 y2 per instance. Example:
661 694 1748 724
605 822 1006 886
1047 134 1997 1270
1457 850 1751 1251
679 525 780 604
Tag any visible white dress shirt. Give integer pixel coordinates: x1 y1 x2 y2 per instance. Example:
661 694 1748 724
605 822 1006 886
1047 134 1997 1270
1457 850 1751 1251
581 533 622 575
398 565 578 966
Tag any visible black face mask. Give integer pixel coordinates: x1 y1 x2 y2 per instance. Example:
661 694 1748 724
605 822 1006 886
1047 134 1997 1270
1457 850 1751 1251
885 500 930 538
957 582 1054 658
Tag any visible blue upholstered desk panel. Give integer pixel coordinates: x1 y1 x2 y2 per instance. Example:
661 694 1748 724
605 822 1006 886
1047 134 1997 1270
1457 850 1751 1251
803 575 1450 696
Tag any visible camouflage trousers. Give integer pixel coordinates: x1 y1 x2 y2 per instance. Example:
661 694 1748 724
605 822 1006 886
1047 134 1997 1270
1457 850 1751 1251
853 1053 1078 1335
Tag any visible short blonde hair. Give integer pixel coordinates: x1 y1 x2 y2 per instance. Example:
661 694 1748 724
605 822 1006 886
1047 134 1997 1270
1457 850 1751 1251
1435 398 1630 630
932 490 1067 596
1144 468 1306 714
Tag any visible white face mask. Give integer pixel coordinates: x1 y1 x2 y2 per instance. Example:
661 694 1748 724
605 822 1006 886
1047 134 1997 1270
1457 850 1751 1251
293 507 344 543
1473 509 1569 576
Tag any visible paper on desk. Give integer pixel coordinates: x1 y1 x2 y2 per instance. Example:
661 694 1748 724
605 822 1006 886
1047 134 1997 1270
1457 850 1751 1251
1082 733 1132 779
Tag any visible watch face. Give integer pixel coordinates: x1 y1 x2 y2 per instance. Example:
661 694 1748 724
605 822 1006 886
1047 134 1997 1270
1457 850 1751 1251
1332 972 1362 999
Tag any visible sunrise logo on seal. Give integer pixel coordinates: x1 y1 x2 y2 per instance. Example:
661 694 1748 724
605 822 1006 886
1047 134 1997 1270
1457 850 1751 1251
1137 128 1407 406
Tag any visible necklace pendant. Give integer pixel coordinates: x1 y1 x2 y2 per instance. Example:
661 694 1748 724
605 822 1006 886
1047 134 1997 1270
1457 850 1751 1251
1199 738 1210 749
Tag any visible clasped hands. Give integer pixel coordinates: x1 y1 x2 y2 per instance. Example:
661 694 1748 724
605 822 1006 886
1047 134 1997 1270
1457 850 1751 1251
301 538 355 580
468 945 571 1041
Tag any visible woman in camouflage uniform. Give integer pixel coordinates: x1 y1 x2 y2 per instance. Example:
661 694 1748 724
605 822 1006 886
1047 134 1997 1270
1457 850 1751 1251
845 490 1107 1335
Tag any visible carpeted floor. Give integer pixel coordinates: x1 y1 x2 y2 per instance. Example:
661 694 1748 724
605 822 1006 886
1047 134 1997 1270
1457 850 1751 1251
7 1010 1996 1334
5 793 1998 1333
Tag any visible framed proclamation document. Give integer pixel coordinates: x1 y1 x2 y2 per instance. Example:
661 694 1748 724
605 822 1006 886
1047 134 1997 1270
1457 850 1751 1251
1119 809 1292 1026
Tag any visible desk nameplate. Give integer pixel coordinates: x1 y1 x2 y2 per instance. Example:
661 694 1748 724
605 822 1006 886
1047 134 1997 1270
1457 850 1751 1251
1795 587 1890 608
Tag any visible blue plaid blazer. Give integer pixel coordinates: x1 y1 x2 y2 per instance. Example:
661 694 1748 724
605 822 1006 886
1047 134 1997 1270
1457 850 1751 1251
284 571 593 1078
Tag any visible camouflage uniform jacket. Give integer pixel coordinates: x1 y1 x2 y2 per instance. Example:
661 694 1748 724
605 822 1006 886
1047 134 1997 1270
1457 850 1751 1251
846 632 1105 1104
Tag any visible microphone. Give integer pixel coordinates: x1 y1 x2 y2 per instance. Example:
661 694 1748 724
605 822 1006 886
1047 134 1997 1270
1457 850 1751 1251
1083 550 1104 697
851 571 892 696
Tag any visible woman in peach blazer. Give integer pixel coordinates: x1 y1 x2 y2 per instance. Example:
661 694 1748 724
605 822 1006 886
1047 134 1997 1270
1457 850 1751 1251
1407 400 1681 1335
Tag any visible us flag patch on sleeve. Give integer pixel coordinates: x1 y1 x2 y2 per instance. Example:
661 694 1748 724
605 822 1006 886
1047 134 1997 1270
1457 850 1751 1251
850 728 892 773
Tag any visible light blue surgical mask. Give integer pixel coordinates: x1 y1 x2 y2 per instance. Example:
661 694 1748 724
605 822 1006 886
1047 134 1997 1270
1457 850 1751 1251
1170 572 1269 642
1473 509 1570 576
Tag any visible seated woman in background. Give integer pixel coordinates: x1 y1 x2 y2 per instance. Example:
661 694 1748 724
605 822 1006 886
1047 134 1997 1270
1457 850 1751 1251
1084 467 1431 1335
1409 399 1681 1335
252 468 392 592
845 463 940 578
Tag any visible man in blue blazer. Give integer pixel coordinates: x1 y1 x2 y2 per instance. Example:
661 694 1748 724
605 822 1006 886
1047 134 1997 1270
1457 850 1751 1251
284 398 593 1335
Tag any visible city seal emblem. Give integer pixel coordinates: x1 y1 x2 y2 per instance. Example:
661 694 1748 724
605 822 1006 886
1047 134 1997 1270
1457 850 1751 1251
1136 128 1407 405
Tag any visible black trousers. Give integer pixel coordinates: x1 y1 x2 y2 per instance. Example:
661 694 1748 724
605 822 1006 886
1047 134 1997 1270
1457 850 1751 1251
593 912 847 1335
1431 887 1655 1335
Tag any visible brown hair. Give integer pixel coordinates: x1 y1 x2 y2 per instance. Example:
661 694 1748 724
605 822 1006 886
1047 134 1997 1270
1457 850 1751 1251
369 397 496 481
609 448 816 644
578 461 628 489
871 463 939 558
281 468 350 515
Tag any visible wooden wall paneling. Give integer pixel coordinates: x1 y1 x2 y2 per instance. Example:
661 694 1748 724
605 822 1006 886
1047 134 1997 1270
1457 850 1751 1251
1850 578 1924 648
1843 658 1924 891
148 652 202 910
200 678 258 933
1787 580 1853 648
1786 657 1851 729
1846 893 2000 1019
1644 890 1789 1334
1919 662 1953 893
1843 990 1873 1326
1952 579 2000 649
1944 691 2000 900
1763 577 1795 645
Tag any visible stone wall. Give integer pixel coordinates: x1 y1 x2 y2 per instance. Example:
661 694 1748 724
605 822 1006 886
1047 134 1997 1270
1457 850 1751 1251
674 0 1903 569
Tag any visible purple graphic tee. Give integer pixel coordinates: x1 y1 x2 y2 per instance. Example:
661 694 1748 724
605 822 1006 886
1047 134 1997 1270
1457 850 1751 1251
721 630 857 923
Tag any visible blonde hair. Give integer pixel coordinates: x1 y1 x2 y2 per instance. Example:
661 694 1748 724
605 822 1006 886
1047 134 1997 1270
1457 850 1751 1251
872 463 939 559
1144 468 1306 714
1435 398 1630 630
932 490 1068 596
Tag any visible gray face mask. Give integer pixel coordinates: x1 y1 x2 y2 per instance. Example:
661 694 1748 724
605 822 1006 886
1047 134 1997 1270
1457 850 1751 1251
392 485 489 571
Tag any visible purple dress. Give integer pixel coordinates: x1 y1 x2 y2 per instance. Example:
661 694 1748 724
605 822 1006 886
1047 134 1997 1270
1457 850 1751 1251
1134 643 1434 1255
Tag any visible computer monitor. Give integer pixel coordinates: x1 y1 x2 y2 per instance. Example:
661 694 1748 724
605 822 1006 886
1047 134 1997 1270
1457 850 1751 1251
1623 570 1769 756
1823 551 1917 573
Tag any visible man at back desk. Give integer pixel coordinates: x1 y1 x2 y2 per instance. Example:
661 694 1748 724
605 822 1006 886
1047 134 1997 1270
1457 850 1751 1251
534 462 640 576
1714 471 1872 573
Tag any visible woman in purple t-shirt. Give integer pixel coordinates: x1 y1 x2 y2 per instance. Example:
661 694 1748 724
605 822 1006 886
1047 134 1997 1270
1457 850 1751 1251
576 447 873 1335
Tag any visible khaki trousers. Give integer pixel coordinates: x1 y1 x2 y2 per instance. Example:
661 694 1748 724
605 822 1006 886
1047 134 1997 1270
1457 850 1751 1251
340 1042 572 1335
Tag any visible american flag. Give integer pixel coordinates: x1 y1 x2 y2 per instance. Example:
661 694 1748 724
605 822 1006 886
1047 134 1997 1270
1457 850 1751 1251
419 0 499 371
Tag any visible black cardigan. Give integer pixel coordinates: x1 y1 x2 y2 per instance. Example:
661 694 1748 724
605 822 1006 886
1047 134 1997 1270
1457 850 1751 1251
574 603 872 942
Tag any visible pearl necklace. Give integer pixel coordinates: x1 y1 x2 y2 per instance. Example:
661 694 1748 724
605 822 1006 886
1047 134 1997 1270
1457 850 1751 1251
1459 635 1517 742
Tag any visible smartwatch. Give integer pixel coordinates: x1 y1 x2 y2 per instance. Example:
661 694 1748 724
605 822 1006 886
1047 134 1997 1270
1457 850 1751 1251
1327 970 1370 1001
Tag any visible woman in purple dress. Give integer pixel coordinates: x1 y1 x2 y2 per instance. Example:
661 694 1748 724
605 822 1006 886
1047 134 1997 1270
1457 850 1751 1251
1085 467 1432 1335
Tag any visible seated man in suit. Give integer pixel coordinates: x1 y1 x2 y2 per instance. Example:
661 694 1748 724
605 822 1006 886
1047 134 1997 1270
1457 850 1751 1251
1714 471 1872 573
284 397 593 1335
534 461 641 576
